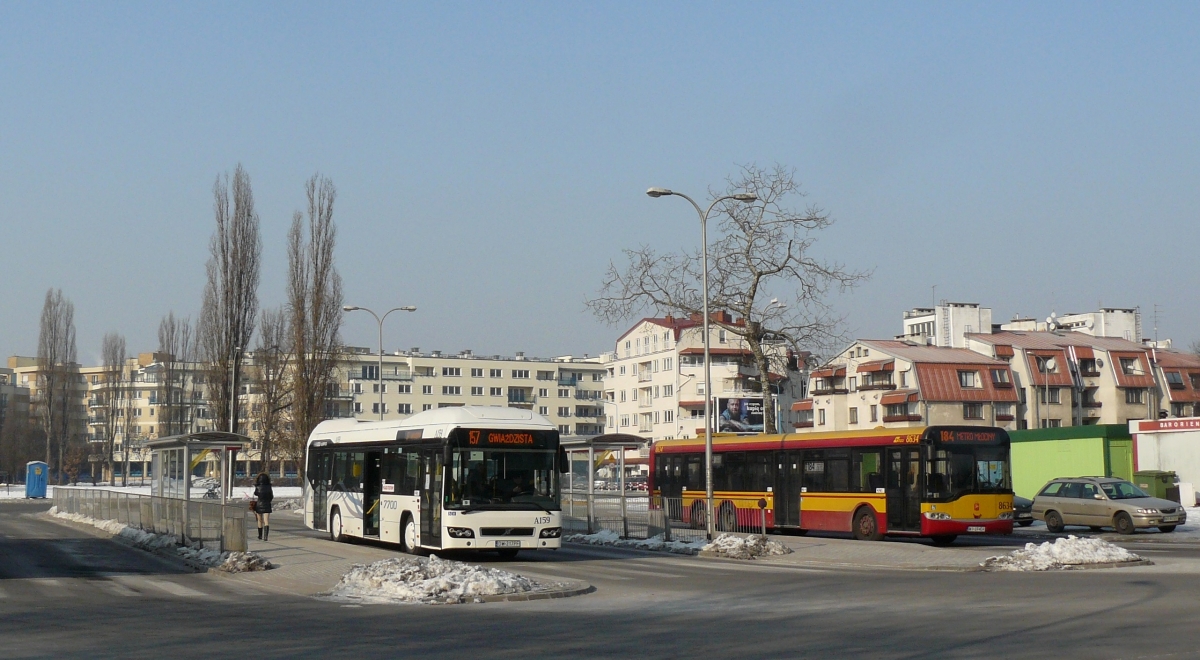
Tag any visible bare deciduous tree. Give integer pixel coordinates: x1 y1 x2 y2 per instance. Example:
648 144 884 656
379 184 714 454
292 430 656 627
0 405 42 483
251 308 292 475
157 312 194 437
586 164 869 434
101 333 126 484
287 174 344 470
37 288 79 483
198 164 261 435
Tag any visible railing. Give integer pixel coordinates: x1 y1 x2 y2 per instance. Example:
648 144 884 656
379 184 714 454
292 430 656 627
557 377 578 387
53 486 248 553
559 492 772 543
883 414 923 423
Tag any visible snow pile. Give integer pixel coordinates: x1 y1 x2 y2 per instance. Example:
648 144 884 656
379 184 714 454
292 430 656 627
564 529 708 555
326 555 543 604
701 533 794 560
982 536 1143 571
49 507 273 572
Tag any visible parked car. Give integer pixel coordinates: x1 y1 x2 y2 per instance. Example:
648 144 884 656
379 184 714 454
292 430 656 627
1013 495 1034 527
1032 476 1187 534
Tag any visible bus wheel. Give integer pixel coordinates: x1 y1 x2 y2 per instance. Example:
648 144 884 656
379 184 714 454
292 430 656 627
496 548 519 560
690 502 707 530
402 515 421 555
718 504 738 532
329 509 344 543
853 507 882 541
930 535 957 546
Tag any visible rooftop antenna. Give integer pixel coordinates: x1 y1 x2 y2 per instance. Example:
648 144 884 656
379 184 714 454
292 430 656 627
1153 304 1162 345
931 285 936 309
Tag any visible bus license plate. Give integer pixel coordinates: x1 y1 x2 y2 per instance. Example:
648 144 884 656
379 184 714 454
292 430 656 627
495 540 521 548
967 526 986 533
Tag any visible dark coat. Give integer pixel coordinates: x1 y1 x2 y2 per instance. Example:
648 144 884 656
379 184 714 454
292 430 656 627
254 482 274 514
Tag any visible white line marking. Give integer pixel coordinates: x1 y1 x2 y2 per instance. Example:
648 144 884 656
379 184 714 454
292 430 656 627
142 579 209 598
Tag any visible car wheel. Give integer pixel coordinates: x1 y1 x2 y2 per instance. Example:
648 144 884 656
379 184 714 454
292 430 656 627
1114 512 1135 535
1018 521 1034 527
853 507 882 541
930 535 957 546
1158 525 1177 533
1044 510 1065 533
329 509 343 543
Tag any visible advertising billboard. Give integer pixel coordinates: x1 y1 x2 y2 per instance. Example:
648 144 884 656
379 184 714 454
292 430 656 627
716 397 764 434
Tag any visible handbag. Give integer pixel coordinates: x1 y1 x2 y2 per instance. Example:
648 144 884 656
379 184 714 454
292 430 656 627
249 500 257 513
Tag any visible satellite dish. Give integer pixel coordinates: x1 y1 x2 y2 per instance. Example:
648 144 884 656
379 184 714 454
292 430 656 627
1045 357 1057 372
1085 318 1094 330
1096 358 1104 368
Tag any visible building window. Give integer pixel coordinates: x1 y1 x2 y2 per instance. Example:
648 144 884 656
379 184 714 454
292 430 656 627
624 341 631 358
539 406 548 415
1119 357 1143 376
558 407 570 417
663 384 674 397
362 365 379 380
990 369 1010 385
471 368 484 377
620 415 630 428
664 358 673 371
848 377 857 392
372 403 388 414
1037 388 1061 404
489 387 502 396
471 386 484 396
1190 373 1200 390
1125 389 1145 405
1040 418 1061 428
557 388 569 397
397 384 411 394
442 367 460 377
870 405 878 423
818 409 826 426
352 382 362 394
849 407 858 424
631 389 638 402
900 371 908 388
697 382 706 395
373 383 387 394
664 410 674 423
442 386 461 395
353 402 362 413
958 371 979 388
620 390 627 403
490 369 502 378
422 404 432 411
422 385 433 395
512 370 529 379
718 330 727 344
1165 371 1185 389
963 403 984 420
397 403 411 414
559 425 571 435
539 388 549 397
1170 403 1190 417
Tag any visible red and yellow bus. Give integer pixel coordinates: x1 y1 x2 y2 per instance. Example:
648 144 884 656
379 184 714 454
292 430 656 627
650 426 1013 544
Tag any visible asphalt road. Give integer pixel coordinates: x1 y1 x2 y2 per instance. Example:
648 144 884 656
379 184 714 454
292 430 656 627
4 499 1200 659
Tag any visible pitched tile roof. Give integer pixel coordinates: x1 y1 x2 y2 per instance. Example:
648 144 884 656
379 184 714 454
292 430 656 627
858 340 1007 365
913 363 1020 402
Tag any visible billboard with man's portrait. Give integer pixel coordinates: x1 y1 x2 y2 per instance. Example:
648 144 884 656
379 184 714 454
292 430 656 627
715 397 764 434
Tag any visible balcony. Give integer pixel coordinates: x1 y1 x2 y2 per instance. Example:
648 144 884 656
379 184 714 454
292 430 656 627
792 421 814 429
637 372 654 383
883 414 922 423
1081 401 1102 409
1078 369 1101 378
811 387 848 396
856 382 896 392
557 376 578 387
383 371 413 381
995 414 1015 422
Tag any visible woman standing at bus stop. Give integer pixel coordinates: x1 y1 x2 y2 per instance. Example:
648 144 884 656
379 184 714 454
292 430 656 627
254 472 274 541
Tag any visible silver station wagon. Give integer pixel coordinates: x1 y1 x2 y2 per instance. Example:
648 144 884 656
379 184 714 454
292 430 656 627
1032 477 1187 535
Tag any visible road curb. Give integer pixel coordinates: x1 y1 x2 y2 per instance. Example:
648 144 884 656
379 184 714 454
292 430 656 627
477 580 595 603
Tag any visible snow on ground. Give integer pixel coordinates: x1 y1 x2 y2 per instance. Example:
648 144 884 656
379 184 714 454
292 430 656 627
981 536 1144 571
564 528 708 555
48 506 273 573
701 533 794 560
325 555 544 605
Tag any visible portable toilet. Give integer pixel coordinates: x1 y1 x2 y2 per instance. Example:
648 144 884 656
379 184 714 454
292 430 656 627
26 461 48 499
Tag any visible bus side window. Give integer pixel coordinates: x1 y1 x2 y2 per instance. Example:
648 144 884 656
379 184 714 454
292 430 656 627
332 451 348 491
853 450 882 493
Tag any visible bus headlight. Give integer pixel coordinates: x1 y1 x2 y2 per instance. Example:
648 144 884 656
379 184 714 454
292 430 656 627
539 527 562 538
447 527 475 539
926 512 951 521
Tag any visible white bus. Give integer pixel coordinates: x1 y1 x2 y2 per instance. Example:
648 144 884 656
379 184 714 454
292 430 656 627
303 406 565 557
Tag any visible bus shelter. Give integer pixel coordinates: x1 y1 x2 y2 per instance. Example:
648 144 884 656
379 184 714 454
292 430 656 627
560 433 649 534
144 432 250 506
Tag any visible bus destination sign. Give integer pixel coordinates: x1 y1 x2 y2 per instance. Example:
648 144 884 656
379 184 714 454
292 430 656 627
939 430 998 443
468 430 536 447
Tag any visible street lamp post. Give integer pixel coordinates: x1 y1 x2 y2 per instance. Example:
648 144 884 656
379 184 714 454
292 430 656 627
646 187 757 539
343 305 417 420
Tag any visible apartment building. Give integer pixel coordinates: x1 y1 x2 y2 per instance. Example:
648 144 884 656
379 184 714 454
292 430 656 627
791 340 1019 432
338 348 607 437
0 366 31 435
7 356 89 451
604 312 802 442
1152 350 1200 419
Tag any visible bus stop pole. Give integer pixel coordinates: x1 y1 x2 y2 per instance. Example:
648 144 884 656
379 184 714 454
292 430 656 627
587 445 595 534
619 449 627 538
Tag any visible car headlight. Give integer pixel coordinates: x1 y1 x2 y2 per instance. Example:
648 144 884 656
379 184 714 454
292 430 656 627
447 527 475 538
539 527 562 538
926 512 951 521
998 512 1013 520
1136 508 1159 515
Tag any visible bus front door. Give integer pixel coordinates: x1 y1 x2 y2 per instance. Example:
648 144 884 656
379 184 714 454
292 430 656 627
310 450 331 531
419 448 443 548
886 448 922 532
776 451 802 527
363 451 382 537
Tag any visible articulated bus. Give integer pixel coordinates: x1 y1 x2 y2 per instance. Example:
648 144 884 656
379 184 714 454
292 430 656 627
651 426 1013 544
304 406 565 557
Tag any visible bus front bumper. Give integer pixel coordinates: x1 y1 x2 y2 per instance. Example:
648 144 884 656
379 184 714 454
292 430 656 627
921 516 1013 536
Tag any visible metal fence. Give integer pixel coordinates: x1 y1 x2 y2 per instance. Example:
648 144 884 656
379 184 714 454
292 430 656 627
53 487 248 552
561 492 772 543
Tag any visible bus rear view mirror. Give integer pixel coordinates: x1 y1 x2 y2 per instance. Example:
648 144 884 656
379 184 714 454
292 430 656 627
558 447 569 474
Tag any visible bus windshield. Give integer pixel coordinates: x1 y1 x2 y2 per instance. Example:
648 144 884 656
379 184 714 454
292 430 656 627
926 445 1011 501
445 448 560 511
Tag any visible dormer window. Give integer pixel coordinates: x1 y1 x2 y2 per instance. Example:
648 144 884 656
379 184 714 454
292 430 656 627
1165 371 1184 389
1119 357 1142 376
958 370 980 388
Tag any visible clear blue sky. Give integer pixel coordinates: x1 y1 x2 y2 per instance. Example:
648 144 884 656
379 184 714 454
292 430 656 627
2 2 1197 365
